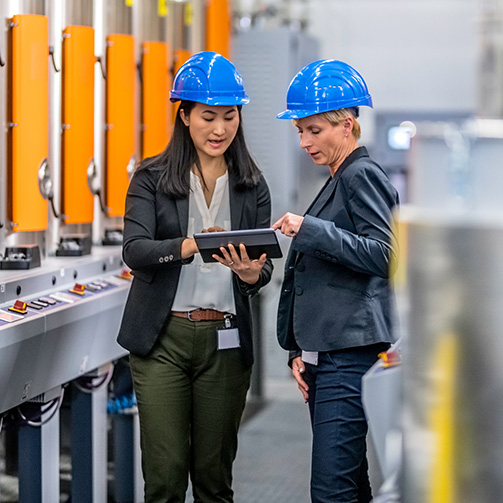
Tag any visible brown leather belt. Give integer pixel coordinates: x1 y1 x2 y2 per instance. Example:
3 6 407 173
171 309 230 322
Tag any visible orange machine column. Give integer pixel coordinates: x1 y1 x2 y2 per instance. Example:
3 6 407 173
61 25 96 224
9 14 49 232
105 34 136 218
141 41 170 159
205 0 231 59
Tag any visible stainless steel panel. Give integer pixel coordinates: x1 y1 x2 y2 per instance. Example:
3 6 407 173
402 214 503 502
233 28 320 221
0 248 130 414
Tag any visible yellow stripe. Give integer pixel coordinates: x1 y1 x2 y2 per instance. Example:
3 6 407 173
158 0 168 16
429 333 457 503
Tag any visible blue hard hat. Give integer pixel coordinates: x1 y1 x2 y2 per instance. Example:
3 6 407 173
277 59 372 119
170 51 250 106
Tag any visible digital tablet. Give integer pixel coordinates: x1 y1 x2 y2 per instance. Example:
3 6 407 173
193 228 283 263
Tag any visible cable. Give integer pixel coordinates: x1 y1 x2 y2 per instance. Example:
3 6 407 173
49 194 60 218
48 46 60 72
17 387 65 427
95 189 108 215
74 362 114 394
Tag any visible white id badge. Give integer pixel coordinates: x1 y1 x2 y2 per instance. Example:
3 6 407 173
301 350 319 366
217 328 240 350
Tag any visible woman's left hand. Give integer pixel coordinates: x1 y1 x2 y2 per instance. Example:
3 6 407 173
213 243 266 285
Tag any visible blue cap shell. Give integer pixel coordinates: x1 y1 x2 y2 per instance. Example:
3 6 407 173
170 51 250 106
277 59 372 119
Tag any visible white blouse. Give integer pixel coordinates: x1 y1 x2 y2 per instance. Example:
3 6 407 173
171 171 236 314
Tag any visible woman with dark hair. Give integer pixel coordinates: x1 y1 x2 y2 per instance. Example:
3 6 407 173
117 51 273 503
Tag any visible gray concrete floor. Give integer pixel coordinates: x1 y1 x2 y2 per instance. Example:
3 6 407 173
0 377 312 503
229 379 312 503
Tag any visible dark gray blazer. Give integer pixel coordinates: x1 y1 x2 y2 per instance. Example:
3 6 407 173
277 147 399 353
117 165 273 367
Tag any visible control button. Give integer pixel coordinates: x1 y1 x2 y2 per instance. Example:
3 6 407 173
30 300 46 308
85 284 101 292
38 296 57 305
8 300 28 314
50 292 75 304
118 269 132 280
27 302 43 310
69 283 86 296
0 309 23 322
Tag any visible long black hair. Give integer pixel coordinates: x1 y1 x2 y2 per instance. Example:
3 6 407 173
138 100 262 199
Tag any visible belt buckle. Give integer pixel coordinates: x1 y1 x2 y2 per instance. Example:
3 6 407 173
187 309 200 322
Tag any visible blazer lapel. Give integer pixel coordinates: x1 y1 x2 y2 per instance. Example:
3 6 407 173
175 197 189 235
229 173 245 230
307 175 339 217
306 148 361 217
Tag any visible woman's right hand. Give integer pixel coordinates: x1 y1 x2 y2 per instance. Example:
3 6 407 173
292 356 309 403
272 212 304 238
180 227 225 260
181 238 199 259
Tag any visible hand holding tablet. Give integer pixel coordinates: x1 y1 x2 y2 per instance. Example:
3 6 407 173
193 228 283 263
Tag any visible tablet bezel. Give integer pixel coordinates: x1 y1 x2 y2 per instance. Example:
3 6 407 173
193 228 283 263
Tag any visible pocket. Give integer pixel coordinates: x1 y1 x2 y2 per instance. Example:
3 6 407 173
131 269 155 283
325 282 371 333
327 281 373 299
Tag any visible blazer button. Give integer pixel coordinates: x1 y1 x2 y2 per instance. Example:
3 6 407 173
315 250 321 256
159 257 164 263
297 263 305 272
164 256 170 262
331 258 338 263
295 286 303 295
169 254 174 261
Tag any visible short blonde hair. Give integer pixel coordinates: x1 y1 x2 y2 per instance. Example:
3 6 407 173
299 108 361 140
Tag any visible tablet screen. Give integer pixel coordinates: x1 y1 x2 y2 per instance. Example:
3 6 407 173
193 228 283 263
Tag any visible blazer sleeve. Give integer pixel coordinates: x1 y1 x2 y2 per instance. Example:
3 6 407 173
236 175 274 296
292 164 398 278
122 168 190 271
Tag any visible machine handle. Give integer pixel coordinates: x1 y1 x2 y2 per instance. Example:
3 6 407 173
37 158 61 219
37 158 53 200
86 158 101 195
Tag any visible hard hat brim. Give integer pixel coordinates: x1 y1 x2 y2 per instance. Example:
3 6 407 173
277 95 373 120
170 91 250 106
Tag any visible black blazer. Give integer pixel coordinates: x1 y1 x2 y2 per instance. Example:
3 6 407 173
117 165 273 367
277 147 399 353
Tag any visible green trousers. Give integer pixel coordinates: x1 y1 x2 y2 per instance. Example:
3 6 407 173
130 316 251 503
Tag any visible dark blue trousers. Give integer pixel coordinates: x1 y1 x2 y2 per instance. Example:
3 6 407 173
304 344 387 503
